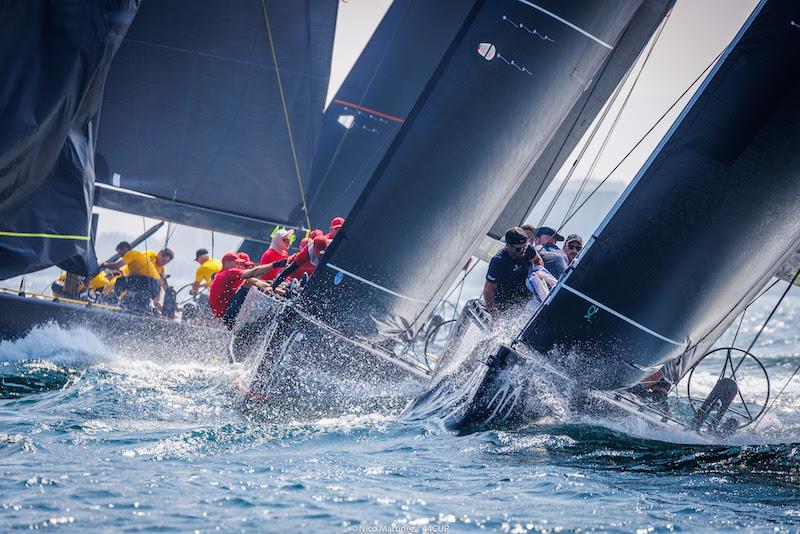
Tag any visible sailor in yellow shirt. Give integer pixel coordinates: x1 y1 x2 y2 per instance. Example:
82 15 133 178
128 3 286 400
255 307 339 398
190 248 222 295
101 241 174 311
52 271 113 297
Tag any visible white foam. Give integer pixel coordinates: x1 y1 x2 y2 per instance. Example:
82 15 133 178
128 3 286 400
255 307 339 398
0 323 115 366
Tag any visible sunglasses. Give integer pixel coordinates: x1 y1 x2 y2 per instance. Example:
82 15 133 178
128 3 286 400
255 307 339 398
282 238 290 243
567 243 582 251
510 244 526 252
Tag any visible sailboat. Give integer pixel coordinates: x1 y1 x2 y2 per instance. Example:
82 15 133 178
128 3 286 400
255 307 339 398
404 0 800 436
234 0 675 416
0 0 338 354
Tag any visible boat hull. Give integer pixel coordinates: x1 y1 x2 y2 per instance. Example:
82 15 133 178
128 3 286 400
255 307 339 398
232 289 428 419
0 292 230 360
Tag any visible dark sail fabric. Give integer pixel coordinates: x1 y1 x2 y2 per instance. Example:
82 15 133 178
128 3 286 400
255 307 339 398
487 0 672 239
0 0 138 279
304 0 477 228
520 0 800 390
94 0 337 230
304 0 652 339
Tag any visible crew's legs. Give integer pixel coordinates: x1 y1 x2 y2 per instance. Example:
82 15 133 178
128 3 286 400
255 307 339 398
222 287 250 329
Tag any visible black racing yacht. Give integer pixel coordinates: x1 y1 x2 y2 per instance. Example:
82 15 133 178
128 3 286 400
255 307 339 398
404 0 800 436
232 0 676 417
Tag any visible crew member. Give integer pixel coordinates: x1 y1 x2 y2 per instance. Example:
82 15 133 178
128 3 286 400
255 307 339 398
534 227 569 279
259 229 294 281
191 248 222 295
209 252 287 328
101 242 173 310
51 271 113 298
562 234 583 264
271 236 329 288
326 217 345 240
483 227 533 317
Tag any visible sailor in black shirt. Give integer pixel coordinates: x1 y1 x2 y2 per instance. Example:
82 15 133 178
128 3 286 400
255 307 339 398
483 227 533 316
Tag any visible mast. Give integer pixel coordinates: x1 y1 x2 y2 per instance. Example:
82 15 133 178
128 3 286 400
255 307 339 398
518 0 800 390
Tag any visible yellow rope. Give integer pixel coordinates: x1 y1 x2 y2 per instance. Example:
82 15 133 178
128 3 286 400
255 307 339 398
0 231 89 240
260 0 313 231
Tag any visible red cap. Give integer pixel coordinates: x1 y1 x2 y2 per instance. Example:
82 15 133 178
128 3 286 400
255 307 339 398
309 229 324 239
237 252 250 261
312 236 329 255
221 252 239 263
330 217 345 230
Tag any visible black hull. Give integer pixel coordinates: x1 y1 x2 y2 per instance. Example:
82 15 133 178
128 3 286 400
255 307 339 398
231 290 429 419
0 293 230 360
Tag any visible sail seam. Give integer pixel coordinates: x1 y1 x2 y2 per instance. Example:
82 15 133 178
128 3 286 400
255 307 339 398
561 284 682 346
513 0 613 49
325 263 427 304
0 232 89 241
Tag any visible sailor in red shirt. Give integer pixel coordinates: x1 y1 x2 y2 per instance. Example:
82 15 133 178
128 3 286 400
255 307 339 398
259 229 294 281
326 217 344 240
209 252 287 328
271 236 329 288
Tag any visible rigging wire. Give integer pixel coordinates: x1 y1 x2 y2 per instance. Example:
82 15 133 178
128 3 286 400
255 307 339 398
735 268 800 375
731 278 781 347
755 360 800 429
560 10 671 229
260 0 313 231
551 50 722 237
511 51 725 349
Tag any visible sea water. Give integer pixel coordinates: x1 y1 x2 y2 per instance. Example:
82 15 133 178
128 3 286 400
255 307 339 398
1 290 798 532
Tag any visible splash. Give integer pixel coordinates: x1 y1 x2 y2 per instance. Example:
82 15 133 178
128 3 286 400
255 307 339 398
0 323 114 366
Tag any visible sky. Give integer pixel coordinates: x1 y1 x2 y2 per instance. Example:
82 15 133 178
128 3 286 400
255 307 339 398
7 0 760 296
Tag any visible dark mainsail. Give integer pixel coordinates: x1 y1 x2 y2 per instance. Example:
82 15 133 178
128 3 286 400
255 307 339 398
304 0 478 228
520 0 800 389
303 0 664 340
487 0 672 239
94 0 337 237
0 1 138 280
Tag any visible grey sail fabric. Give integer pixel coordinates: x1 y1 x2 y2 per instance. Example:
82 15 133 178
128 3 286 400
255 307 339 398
94 0 337 234
487 0 672 239
0 0 138 280
304 0 478 229
303 0 653 340
239 0 476 260
520 0 800 390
